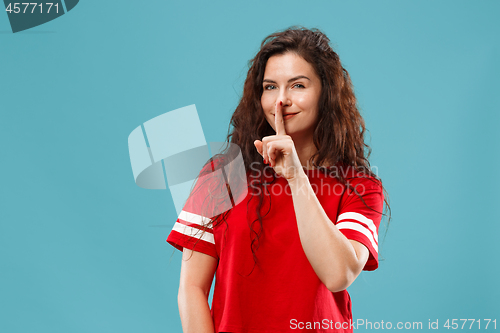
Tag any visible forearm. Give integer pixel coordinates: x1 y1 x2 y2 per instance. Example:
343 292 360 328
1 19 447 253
178 286 215 333
288 173 361 292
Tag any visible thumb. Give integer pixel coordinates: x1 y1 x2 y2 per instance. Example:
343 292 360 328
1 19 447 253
254 140 263 156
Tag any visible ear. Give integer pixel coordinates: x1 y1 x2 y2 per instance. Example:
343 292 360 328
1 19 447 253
254 140 263 156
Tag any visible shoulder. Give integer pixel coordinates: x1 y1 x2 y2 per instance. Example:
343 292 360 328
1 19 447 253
190 155 230 201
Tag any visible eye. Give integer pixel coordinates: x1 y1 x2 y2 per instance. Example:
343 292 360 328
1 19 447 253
293 83 305 88
264 84 276 90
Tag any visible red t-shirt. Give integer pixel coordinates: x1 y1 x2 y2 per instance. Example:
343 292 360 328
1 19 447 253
167 164 384 333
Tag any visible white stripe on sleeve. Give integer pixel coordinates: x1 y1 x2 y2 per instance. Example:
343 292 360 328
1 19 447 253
172 222 215 245
178 210 213 227
336 222 378 252
337 212 378 242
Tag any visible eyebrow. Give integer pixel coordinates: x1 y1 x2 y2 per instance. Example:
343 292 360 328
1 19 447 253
262 75 311 84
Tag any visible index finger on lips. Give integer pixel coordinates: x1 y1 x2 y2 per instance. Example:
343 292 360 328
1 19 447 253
275 100 286 136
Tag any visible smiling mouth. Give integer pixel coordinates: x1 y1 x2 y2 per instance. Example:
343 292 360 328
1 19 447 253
273 112 300 118
282 113 299 120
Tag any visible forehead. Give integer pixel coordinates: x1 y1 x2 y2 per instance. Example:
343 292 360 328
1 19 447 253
263 52 317 78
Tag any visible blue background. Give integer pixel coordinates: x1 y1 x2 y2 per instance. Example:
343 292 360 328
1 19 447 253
1 1 499 332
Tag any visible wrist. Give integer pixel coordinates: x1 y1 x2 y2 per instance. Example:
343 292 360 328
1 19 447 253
287 169 309 191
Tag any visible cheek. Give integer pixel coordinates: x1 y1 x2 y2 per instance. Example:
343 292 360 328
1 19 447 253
261 93 272 111
261 95 275 122
295 93 317 109
296 90 321 117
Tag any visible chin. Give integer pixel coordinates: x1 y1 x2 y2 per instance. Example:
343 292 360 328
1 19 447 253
284 127 307 137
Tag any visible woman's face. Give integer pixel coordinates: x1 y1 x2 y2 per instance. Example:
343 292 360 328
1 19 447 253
260 52 322 143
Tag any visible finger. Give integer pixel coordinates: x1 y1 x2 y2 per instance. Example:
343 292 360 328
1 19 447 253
275 100 286 136
253 140 263 157
259 135 287 165
262 139 269 165
269 139 294 168
267 142 278 168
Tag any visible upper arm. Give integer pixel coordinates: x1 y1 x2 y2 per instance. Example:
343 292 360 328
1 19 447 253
179 248 218 296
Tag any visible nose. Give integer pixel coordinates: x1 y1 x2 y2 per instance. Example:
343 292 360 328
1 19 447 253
277 90 291 107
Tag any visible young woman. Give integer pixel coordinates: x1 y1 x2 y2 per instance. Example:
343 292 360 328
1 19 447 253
167 26 390 333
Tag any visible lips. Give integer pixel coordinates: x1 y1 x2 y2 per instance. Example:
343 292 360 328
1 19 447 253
283 112 299 120
273 112 299 117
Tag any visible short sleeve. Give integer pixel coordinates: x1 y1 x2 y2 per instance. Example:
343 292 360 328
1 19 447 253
166 161 221 259
336 176 384 271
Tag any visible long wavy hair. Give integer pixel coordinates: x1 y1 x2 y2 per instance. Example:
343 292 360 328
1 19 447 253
186 26 391 271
